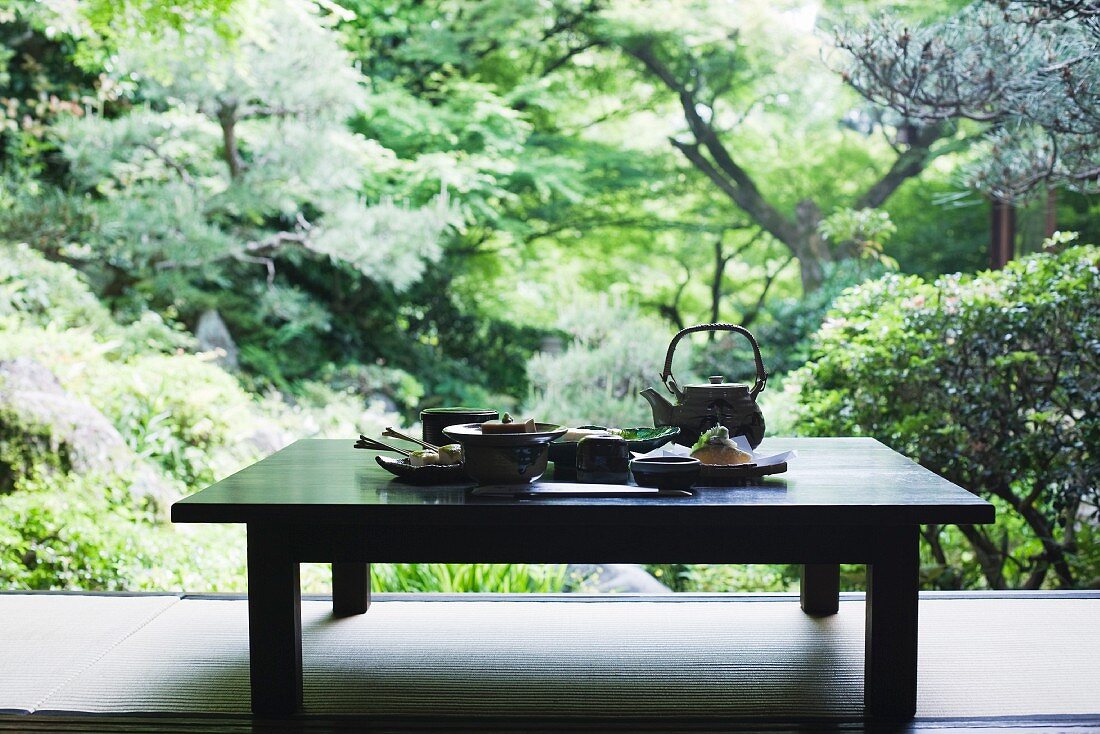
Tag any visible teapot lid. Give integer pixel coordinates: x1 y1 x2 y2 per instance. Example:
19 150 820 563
682 375 750 392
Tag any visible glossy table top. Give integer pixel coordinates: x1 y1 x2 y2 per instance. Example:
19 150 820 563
171 438 993 526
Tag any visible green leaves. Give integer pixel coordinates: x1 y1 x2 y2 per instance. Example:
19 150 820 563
794 245 1100 588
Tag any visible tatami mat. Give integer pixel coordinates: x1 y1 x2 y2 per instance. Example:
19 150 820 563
2 594 1097 720
0 594 179 714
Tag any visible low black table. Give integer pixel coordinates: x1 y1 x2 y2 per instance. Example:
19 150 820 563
171 437 994 720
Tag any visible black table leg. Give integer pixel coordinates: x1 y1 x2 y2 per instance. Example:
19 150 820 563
800 564 840 616
247 523 302 716
332 562 371 616
865 525 920 720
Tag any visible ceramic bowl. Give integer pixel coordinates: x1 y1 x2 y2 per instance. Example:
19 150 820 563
443 423 567 485
629 456 701 491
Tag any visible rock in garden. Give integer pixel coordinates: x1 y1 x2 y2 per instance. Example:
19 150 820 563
195 309 239 369
0 358 174 509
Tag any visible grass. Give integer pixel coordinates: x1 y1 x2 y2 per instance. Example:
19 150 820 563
368 563 568 593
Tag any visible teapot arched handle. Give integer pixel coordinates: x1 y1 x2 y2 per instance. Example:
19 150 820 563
661 323 768 399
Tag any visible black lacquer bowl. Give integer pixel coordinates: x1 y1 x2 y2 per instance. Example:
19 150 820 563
629 456 701 491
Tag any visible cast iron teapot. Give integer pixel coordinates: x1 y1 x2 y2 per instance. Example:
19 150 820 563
639 323 768 448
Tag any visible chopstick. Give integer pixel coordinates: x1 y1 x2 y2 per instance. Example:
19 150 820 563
354 435 412 456
382 427 440 452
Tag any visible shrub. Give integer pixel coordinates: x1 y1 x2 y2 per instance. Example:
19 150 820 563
793 245 1100 589
0 242 194 356
77 354 261 487
370 564 567 593
524 298 681 427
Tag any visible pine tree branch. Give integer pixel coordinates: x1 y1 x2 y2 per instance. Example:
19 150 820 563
855 123 950 210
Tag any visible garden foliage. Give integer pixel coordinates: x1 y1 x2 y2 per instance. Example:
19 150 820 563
795 245 1100 589
0 243 564 592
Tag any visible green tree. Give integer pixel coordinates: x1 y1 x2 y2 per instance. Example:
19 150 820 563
834 1 1100 202
555 1 970 292
57 0 455 292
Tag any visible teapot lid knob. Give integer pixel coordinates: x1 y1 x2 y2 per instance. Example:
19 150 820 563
708 375 725 384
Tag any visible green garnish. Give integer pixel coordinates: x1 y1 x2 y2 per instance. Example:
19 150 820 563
692 425 731 451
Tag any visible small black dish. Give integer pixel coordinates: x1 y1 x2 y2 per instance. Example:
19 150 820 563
375 455 468 485
629 456 701 492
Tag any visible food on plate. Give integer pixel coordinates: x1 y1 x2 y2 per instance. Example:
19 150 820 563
690 426 752 466
409 449 441 467
480 412 537 434
561 427 612 442
436 444 464 465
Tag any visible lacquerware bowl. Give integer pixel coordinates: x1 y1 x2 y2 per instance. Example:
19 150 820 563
629 456 701 491
420 407 498 446
443 423 567 485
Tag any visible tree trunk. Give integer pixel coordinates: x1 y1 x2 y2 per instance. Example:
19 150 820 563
791 200 830 292
710 235 729 327
1044 187 1057 239
217 102 245 181
990 199 1016 269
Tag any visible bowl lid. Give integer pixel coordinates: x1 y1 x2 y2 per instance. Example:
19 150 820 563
443 422 567 446
421 407 499 415
629 456 701 472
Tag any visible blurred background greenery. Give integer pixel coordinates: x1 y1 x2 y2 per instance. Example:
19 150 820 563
0 0 1096 594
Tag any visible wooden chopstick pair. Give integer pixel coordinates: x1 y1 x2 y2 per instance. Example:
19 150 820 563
353 427 440 457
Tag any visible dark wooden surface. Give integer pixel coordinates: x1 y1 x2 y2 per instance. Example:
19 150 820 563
172 438 994 526
331 562 370 617
246 525 302 715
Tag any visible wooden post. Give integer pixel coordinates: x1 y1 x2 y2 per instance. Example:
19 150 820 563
800 563 840 616
864 525 920 720
332 562 372 616
247 523 303 716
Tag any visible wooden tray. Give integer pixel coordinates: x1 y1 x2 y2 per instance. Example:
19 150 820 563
375 455 469 485
697 461 787 485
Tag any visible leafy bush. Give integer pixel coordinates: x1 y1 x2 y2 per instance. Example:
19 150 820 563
646 564 799 592
524 298 680 427
77 354 261 487
794 245 1100 589
0 242 194 357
